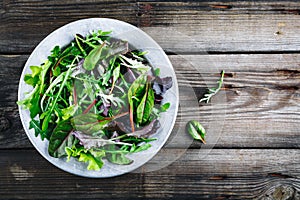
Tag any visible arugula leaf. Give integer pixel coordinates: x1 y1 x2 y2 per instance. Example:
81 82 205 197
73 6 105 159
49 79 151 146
120 55 150 74
52 66 61 77
41 66 73 131
29 119 51 140
48 120 75 157
72 131 130 149
48 46 61 63
199 70 225 103
130 143 152 153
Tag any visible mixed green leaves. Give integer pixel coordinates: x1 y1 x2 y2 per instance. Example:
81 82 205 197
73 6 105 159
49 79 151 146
18 29 173 171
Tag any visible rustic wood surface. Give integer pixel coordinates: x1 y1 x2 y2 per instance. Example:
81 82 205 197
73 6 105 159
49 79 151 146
0 0 299 199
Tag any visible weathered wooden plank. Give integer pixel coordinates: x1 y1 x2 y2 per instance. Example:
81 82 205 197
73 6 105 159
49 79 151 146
0 0 137 53
0 149 299 199
0 54 300 149
2 1 300 53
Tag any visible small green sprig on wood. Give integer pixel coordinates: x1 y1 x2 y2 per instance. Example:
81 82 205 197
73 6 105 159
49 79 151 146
199 70 225 103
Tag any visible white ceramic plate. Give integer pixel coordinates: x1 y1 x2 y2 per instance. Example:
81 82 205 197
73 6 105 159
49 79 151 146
18 18 178 178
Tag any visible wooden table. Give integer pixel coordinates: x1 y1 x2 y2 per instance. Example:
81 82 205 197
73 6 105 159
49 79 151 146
1 1 299 199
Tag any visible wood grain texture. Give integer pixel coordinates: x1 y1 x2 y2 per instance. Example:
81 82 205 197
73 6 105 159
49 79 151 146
0 149 299 199
0 54 299 149
1 1 300 53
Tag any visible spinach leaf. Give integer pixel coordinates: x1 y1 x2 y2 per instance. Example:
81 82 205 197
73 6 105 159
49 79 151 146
71 113 110 135
48 120 75 157
127 74 147 131
83 41 128 71
154 68 160 76
61 104 78 120
83 42 106 71
105 145 133 165
160 102 170 112
136 82 154 125
128 119 160 138
109 64 120 93
186 120 206 144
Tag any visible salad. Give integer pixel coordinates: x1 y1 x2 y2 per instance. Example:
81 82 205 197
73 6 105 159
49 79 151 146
18 30 172 171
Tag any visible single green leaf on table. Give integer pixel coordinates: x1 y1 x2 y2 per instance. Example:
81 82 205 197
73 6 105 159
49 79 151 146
186 120 206 144
48 120 75 157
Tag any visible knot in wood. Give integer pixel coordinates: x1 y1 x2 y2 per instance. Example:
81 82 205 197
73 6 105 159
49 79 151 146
260 185 298 200
0 116 10 132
